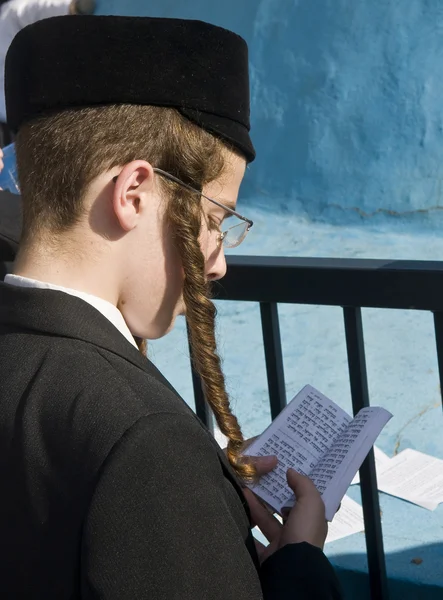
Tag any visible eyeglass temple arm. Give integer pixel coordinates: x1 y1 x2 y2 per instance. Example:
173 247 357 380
153 168 253 229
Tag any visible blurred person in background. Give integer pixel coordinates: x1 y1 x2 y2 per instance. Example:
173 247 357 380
0 146 22 279
0 0 95 146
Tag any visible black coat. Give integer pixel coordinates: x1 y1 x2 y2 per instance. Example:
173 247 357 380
0 282 342 599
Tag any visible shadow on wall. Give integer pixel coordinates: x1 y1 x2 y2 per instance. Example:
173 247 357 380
333 542 443 600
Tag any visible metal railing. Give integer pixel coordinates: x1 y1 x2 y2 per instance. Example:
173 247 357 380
188 255 443 600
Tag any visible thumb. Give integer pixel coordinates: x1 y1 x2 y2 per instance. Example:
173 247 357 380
286 468 319 498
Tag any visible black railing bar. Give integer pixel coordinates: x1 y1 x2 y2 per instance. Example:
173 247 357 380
216 256 443 311
226 255 443 272
433 312 443 414
260 302 287 419
186 322 213 433
343 306 389 600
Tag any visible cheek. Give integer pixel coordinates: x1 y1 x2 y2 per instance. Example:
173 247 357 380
198 223 207 245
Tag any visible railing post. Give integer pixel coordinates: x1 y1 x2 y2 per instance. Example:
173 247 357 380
343 306 389 600
433 312 443 413
187 321 213 433
260 302 287 419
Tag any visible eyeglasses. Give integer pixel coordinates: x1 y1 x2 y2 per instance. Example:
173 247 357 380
153 168 253 248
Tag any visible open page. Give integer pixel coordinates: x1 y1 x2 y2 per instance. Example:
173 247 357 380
306 406 392 520
244 385 352 514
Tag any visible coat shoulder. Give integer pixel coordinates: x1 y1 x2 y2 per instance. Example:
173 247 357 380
0 332 196 477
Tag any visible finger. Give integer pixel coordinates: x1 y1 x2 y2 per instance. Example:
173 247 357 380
242 435 259 450
222 435 262 457
253 538 267 554
286 469 325 520
286 468 321 499
281 507 290 522
243 488 282 542
249 454 278 476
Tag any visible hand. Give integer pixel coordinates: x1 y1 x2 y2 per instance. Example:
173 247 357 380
248 453 278 477
223 435 278 478
244 468 328 563
243 435 278 477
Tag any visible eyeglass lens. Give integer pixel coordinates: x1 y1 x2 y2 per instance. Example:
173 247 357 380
222 221 249 248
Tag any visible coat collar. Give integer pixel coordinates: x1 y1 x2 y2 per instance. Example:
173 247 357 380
0 281 172 387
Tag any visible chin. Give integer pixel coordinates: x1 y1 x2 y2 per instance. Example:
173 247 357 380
131 301 186 340
160 306 186 336
144 316 178 340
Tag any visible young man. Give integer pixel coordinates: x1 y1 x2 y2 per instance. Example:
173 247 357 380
0 15 342 599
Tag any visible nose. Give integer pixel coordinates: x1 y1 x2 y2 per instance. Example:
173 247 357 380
206 246 227 281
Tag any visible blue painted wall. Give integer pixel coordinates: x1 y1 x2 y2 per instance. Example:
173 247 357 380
96 0 443 221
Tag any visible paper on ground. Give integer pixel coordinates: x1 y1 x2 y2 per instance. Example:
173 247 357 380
325 495 364 543
377 448 443 510
350 446 391 485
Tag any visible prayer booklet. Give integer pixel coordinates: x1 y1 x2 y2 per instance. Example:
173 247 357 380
244 385 392 521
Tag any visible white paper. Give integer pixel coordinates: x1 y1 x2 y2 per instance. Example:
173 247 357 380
377 448 443 510
350 446 391 485
325 495 365 543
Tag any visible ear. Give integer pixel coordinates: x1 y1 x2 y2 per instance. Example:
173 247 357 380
112 161 155 232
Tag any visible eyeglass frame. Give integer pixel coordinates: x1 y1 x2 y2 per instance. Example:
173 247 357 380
152 168 254 244
112 167 254 247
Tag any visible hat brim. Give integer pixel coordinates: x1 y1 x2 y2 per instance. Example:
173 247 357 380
0 190 21 262
179 108 255 163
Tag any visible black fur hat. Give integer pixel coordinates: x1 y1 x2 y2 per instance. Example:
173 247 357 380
5 15 255 161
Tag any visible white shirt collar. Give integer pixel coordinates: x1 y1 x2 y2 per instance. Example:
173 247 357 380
4 274 138 348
